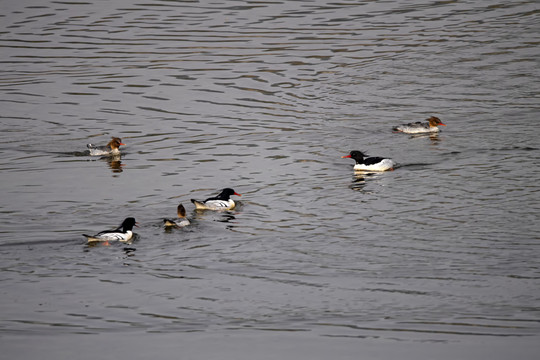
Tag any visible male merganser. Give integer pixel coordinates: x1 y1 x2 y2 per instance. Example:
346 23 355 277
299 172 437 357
163 204 190 228
342 150 395 172
393 116 446 134
191 188 241 210
83 217 138 243
87 137 125 156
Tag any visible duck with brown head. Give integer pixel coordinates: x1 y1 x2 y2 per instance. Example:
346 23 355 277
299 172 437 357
163 204 190 228
393 116 446 134
87 136 126 156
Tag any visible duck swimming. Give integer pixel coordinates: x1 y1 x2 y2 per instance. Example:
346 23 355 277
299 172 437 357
342 150 395 172
393 116 446 134
191 188 241 210
163 204 190 228
83 217 138 243
87 137 125 156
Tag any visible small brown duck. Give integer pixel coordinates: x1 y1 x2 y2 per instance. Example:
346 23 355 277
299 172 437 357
87 137 125 156
163 204 190 228
393 116 446 134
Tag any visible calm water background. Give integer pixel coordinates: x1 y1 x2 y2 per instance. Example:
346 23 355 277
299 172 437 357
1 0 539 358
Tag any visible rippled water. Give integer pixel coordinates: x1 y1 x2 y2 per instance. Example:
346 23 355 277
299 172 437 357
1 0 539 358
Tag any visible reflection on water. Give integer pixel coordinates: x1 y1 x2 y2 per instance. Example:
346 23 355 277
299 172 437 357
348 172 388 193
105 156 123 173
0 0 539 356
405 132 442 143
349 174 368 192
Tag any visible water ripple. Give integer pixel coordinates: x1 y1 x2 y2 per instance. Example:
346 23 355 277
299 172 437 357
0 0 539 351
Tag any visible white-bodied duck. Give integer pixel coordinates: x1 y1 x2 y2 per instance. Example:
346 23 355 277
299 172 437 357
83 217 138 243
342 150 395 172
191 188 241 210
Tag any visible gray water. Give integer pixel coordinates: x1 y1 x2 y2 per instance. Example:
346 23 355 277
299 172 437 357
1 0 540 358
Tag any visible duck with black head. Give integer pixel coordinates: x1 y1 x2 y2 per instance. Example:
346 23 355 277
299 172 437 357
83 217 138 243
342 150 395 172
191 188 241 210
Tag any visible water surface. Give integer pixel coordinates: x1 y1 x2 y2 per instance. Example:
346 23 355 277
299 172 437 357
1 0 539 358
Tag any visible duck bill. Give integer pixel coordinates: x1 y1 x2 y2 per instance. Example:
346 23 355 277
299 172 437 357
234 192 242 197
439 123 446 126
119 142 126 145
341 155 352 158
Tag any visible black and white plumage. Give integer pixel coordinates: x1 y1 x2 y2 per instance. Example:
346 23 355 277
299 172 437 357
83 217 138 243
191 188 241 210
342 150 395 172
163 204 190 228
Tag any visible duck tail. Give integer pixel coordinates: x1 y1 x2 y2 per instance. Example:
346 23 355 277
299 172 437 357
163 219 177 227
83 234 100 242
191 199 206 209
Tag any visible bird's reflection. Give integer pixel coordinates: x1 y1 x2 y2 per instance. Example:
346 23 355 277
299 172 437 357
193 210 237 221
219 213 238 231
409 132 441 144
217 213 237 223
349 172 382 192
123 247 137 256
102 155 124 173
192 209 238 230
350 173 367 191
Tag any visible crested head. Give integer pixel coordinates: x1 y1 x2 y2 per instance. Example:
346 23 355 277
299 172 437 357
217 188 242 199
120 217 137 231
108 137 125 150
342 150 367 161
427 116 445 127
177 203 186 218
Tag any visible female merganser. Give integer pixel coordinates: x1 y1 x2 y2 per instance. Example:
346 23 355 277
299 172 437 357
393 116 446 134
342 150 395 172
87 137 125 156
83 217 138 243
163 204 190 228
191 188 241 210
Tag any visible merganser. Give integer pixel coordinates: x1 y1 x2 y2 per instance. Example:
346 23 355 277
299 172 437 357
393 116 446 134
163 204 190 228
87 137 125 156
191 188 241 210
342 150 395 172
83 217 138 243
